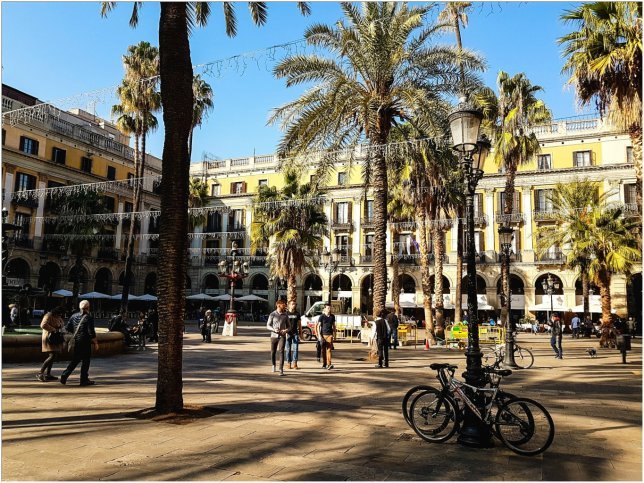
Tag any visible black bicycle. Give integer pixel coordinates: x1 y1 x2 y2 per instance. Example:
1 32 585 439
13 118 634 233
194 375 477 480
408 363 554 456
483 342 535 369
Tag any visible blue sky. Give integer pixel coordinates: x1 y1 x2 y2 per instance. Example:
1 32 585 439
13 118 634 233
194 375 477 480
2 1 589 162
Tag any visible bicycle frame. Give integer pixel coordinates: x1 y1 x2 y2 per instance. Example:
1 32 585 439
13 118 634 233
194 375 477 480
448 377 499 424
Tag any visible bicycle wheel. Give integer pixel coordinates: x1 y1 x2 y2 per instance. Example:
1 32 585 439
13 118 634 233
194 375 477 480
409 388 460 443
513 346 534 369
495 398 555 456
482 347 497 366
402 385 436 427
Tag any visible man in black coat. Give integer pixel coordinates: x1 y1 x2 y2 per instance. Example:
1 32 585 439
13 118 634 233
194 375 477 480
61 300 98 386
386 310 400 349
374 308 389 368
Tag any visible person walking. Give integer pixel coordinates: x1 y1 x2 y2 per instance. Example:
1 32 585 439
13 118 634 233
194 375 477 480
266 300 290 375
37 306 66 381
548 313 563 359
60 300 98 386
203 310 215 343
285 300 302 369
136 311 148 349
386 310 399 350
571 313 581 339
315 304 336 370
373 308 390 368
147 306 159 342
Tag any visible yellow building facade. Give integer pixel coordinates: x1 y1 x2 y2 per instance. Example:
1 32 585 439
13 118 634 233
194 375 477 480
2 85 162 302
189 116 641 323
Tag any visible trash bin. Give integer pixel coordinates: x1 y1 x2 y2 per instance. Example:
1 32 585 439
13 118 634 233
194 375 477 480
617 334 632 363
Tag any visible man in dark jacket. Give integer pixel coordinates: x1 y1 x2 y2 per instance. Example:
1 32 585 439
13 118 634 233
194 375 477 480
60 300 98 386
374 308 390 368
548 313 563 359
386 310 400 349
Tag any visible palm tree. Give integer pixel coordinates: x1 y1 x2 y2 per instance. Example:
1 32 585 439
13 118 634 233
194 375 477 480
101 1 310 413
438 1 472 324
48 191 107 307
112 41 161 312
251 171 327 305
189 74 214 161
188 177 209 229
558 2 642 205
581 207 640 338
536 179 604 321
475 72 551 329
270 2 483 314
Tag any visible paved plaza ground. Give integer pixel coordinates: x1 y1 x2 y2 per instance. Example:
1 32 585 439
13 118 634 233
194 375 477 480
2 325 642 481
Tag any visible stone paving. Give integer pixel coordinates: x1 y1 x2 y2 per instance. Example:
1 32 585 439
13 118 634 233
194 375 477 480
2 325 642 481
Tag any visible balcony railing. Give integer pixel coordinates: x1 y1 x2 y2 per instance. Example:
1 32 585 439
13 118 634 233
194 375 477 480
361 217 375 229
228 223 246 232
13 236 34 249
12 197 39 209
621 203 641 216
535 252 565 264
533 210 558 222
473 214 487 226
359 254 373 265
496 251 522 263
331 221 353 231
250 256 267 267
396 253 420 264
495 212 524 224
97 248 119 261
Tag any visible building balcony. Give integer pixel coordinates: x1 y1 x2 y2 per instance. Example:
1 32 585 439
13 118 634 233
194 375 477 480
621 203 641 217
204 256 220 266
535 252 565 265
473 214 487 226
41 239 67 254
359 254 374 265
228 223 246 232
496 251 522 263
395 253 420 265
361 217 375 229
13 236 34 249
97 248 119 261
477 251 496 264
12 197 39 209
495 212 524 224
533 210 559 222
331 221 353 232
338 254 353 266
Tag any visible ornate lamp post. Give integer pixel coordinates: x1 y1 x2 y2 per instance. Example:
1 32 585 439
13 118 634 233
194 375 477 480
498 226 518 368
321 247 341 304
2 208 21 275
269 276 286 303
541 273 560 326
217 241 249 334
448 97 492 447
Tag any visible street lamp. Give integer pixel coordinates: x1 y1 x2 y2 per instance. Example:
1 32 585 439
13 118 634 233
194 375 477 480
541 273 561 327
448 96 491 448
2 207 22 278
217 241 249 326
269 276 286 303
498 226 518 368
321 247 341 304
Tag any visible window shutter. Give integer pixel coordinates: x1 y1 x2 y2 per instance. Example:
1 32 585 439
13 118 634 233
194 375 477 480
513 192 521 211
241 181 247 193
19 136 25 152
333 203 337 223
230 182 234 194
29 175 36 190
33 139 39 155
347 202 353 223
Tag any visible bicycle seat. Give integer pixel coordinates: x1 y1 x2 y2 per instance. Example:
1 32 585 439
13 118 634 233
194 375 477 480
484 367 512 377
430 363 458 371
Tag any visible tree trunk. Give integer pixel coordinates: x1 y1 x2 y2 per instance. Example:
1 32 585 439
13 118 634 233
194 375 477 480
500 162 517 328
121 129 142 312
188 127 194 162
454 208 463 323
432 224 445 337
71 254 83 309
391 249 400 316
371 143 389 315
597 268 613 347
287 273 297 306
582 270 590 320
155 2 193 414
629 123 642 208
417 208 435 345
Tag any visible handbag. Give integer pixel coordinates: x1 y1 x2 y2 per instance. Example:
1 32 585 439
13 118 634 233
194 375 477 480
47 330 64 345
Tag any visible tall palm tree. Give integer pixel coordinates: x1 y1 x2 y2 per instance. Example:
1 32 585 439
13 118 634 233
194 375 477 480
536 179 604 321
438 1 472 324
580 207 640 339
188 177 209 229
270 2 483 314
559 2 642 205
189 74 214 161
101 1 310 413
112 41 161 312
475 72 551 329
251 171 327 305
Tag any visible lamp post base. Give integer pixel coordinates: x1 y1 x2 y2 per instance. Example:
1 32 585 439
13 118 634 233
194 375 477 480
457 417 494 448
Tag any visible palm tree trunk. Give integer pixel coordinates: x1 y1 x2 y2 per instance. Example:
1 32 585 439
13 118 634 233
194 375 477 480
629 124 642 207
432 224 445 338
598 268 612 347
287 274 297 306
188 128 194 162
155 2 193 414
417 208 435 345
391 254 400 316
121 131 141 312
501 163 517 328
71 254 83 309
582 270 590 320
371 147 389 314
454 208 464 323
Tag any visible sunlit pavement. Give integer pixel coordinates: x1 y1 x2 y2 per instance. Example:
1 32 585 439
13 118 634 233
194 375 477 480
2 325 641 481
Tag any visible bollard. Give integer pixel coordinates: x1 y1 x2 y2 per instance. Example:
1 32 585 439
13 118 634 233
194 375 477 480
617 334 632 364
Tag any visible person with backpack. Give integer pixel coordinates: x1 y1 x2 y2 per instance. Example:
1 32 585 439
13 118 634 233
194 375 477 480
60 300 98 386
548 313 563 359
373 308 390 368
386 310 399 350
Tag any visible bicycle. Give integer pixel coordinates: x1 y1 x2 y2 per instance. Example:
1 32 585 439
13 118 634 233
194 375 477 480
409 363 555 456
402 363 517 429
483 340 534 369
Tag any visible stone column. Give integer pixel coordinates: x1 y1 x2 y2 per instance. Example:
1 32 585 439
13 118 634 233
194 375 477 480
522 190 534 261
485 190 495 253
115 201 124 250
140 206 150 254
3 172 14 209
33 181 46 246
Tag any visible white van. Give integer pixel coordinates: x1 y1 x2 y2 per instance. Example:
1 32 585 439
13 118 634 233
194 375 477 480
300 301 363 340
